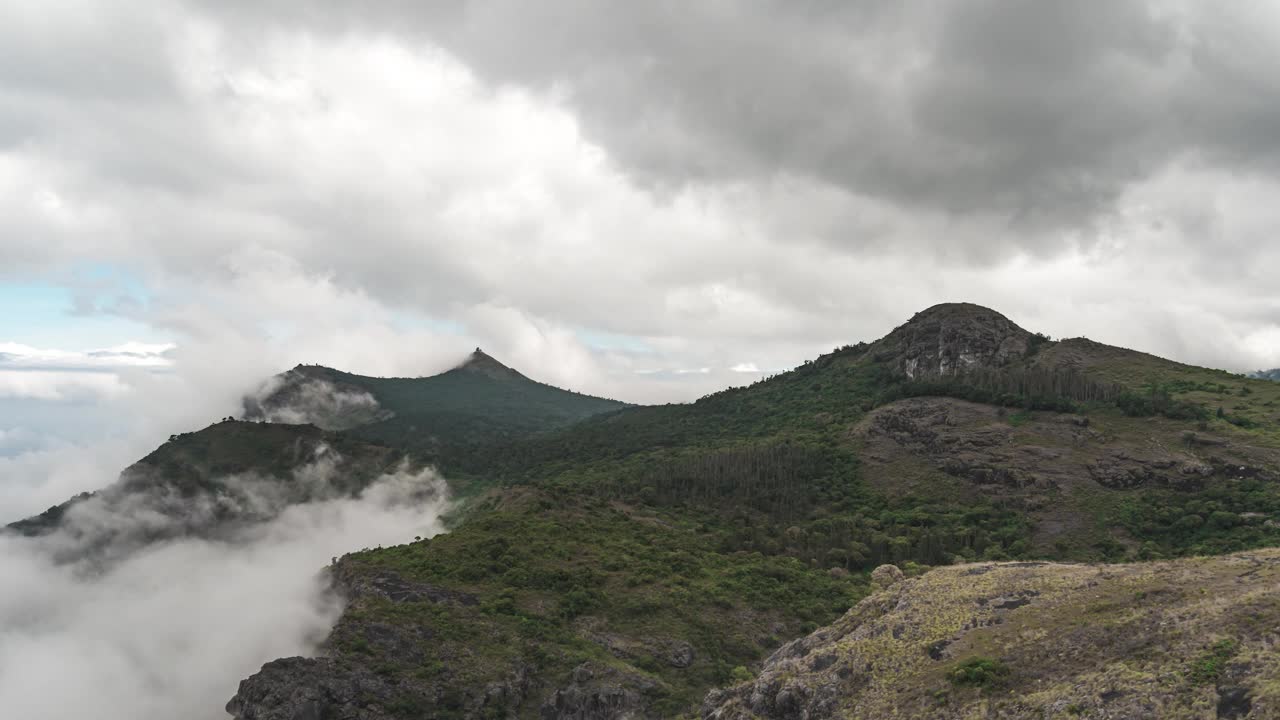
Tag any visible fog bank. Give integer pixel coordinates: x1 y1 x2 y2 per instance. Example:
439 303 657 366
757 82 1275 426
0 465 451 719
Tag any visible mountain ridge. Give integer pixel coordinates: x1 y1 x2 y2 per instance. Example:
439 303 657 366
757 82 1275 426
13 302 1280 719
243 349 631 456
218 303 1280 719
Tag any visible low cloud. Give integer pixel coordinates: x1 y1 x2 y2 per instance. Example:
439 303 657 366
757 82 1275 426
0 342 175 370
0 369 130 401
243 373 392 431
0 460 451 720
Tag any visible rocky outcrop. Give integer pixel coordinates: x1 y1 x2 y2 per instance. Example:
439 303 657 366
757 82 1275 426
867 303 1033 379
538 663 656 720
336 567 480 607
227 656 398 720
704 550 1280 719
575 616 696 669
853 396 1280 550
869 564 903 590
228 655 535 720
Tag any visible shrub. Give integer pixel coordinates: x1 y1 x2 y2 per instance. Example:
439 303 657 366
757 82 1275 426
1188 639 1238 685
949 657 1010 687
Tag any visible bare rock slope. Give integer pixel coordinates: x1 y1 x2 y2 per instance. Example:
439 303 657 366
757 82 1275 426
704 551 1280 719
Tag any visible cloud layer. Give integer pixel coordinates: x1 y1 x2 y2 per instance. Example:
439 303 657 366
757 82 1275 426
0 462 450 720
1 2 1279 404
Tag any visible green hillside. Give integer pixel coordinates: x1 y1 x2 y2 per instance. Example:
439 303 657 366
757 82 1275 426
21 303 1279 718
246 349 630 455
227 304 1280 719
5 421 408 540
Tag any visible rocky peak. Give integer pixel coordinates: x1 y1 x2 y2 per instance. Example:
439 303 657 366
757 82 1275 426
870 303 1033 379
457 348 526 381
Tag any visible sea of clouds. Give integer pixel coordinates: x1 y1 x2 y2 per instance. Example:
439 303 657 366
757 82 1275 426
0 335 452 719
0 460 451 720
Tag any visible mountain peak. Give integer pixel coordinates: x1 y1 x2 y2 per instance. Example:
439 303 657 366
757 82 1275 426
907 302 1015 325
458 348 526 381
873 302 1033 378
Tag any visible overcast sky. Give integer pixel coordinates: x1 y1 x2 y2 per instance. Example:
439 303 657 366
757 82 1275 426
3 1 1280 497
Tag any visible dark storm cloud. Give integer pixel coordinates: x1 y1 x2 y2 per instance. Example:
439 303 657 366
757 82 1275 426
198 0 1280 254
2 0 1278 395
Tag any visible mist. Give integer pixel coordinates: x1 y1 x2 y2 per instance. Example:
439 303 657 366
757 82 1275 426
0 463 452 719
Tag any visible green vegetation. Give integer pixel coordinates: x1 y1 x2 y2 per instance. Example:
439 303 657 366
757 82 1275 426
1112 479 1280 557
1188 638 1239 685
245 320 1280 715
338 493 864 713
1115 385 1209 421
133 420 401 494
93 305 1280 718
948 657 1010 687
279 355 629 457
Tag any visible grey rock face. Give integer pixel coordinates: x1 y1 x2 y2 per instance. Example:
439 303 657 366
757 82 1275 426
539 663 656 720
868 303 1032 380
226 656 376 720
228 654 534 720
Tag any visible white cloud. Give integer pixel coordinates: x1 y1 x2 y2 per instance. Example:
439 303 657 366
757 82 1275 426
1 0 1279 420
0 370 130 401
0 342 174 369
0 463 451 720
675 367 711 375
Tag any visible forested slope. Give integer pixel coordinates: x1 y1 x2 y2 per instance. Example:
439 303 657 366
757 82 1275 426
227 304 1280 719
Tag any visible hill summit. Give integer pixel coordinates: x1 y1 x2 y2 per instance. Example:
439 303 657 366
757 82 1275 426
243 350 629 453
868 302 1034 379
455 347 526 381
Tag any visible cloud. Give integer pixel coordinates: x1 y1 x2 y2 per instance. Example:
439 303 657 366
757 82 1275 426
244 373 390 431
0 0 1278 421
0 370 130 401
0 460 451 720
0 342 173 401
193 2 1280 243
0 341 174 369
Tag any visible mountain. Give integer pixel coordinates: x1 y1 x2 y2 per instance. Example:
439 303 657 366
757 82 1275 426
1251 368 1280 382
4 421 417 559
224 303 1280 719
244 349 630 454
6 350 627 549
